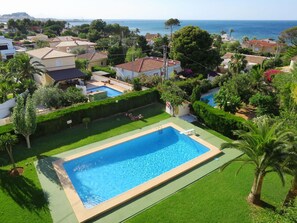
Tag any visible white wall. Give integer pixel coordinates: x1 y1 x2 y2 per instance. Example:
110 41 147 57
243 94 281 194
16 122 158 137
290 60 296 70
0 98 16 119
0 36 16 60
165 101 190 117
116 64 182 80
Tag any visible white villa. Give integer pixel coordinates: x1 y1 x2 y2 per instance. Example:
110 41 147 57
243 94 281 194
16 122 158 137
0 36 15 60
115 57 182 80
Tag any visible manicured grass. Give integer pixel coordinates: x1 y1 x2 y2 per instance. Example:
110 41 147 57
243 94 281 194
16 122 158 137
126 161 292 223
0 103 170 223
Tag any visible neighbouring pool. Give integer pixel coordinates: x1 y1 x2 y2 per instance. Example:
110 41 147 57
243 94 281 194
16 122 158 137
201 90 219 107
87 86 122 97
63 126 210 209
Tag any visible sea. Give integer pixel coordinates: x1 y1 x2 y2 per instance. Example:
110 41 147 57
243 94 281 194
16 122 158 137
67 19 297 41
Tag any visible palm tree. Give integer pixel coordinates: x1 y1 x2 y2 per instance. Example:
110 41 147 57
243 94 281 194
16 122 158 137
283 142 297 206
228 53 248 75
221 117 294 205
165 18 180 41
7 53 45 82
229 29 234 39
0 133 18 170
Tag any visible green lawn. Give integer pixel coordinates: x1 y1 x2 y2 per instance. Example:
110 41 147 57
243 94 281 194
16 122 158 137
126 161 292 223
0 103 170 223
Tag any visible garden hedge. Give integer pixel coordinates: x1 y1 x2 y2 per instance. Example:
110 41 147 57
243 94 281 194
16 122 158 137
0 89 159 138
192 101 247 138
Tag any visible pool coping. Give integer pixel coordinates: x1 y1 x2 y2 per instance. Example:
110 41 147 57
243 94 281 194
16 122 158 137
53 122 222 223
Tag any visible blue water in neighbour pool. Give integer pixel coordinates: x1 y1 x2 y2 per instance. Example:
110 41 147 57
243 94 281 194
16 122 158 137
87 86 122 97
63 127 210 208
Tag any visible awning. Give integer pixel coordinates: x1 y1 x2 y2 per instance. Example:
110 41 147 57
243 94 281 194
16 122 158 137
92 71 110 76
47 68 87 82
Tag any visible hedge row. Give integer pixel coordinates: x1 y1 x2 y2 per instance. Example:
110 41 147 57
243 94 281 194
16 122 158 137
0 89 159 138
192 101 247 138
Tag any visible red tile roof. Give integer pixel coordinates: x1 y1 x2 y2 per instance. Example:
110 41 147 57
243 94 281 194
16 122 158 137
246 39 278 48
116 57 180 72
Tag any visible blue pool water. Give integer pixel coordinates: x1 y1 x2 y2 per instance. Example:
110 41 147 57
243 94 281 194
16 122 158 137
87 86 122 97
201 92 217 107
63 127 210 209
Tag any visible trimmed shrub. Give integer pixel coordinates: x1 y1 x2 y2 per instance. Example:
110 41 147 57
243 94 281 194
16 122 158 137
192 101 247 138
0 89 159 138
91 66 116 78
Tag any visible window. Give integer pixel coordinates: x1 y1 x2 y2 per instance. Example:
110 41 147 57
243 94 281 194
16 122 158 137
0 45 8 50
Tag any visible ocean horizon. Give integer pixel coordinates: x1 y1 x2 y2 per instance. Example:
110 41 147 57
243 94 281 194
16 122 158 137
67 19 297 41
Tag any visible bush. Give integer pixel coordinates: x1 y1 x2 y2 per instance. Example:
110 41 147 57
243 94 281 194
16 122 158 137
192 101 247 138
190 86 201 104
249 93 279 116
132 78 142 91
92 65 116 78
0 89 160 138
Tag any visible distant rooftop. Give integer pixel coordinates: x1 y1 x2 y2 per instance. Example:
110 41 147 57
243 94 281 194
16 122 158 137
55 40 96 48
26 47 75 59
223 52 268 64
116 57 180 73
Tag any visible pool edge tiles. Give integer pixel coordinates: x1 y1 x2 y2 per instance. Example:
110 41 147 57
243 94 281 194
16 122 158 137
53 123 222 223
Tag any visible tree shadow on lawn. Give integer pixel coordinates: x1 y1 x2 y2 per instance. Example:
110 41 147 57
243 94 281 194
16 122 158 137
0 169 49 214
35 155 64 188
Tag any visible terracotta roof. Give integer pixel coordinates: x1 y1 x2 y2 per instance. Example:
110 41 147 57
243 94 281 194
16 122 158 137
49 36 88 43
222 53 268 64
116 57 180 72
246 39 278 47
26 47 75 59
145 33 160 41
55 40 96 48
77 52 107 61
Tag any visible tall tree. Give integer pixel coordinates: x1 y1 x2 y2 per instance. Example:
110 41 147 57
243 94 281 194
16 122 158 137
165 18 180 40
0 133 18 170
280 26 297 45
221 117 293 205
170 26 222 74
108 45 125 66
12 95 37 149
228 53 247 75
125 46 145 62
229 29 234 39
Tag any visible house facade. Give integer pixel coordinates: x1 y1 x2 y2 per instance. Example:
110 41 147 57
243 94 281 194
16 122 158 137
220 52 269 73
26 47 86 86
76 51 108 69
115 57 182 80
242 39 283 54
0 36 15 60
290 56 297 70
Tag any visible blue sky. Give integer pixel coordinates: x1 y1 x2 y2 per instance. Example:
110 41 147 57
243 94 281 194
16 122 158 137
1 0 297 20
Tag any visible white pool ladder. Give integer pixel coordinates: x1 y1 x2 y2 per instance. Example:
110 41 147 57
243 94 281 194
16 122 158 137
180 129 196 136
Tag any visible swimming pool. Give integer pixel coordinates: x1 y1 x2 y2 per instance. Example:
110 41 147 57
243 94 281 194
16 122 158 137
201 89 219 107
87 86 122 97
54 123 221 222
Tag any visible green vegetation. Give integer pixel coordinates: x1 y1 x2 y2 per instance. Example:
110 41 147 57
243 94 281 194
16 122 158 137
222 117 294 205
193 101 246 138
0 89 159 138
170 26 221 74
0 103 170 223
164 18 180 40
12 95 37 149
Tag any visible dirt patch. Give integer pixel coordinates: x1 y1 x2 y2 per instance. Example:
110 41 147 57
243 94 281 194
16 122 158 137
9 167 24 177
236 105 256 120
